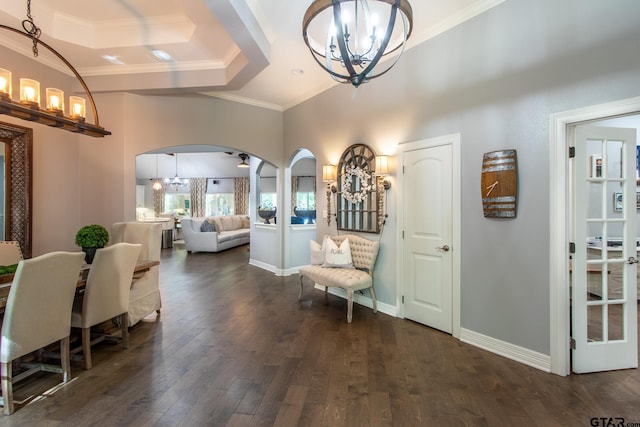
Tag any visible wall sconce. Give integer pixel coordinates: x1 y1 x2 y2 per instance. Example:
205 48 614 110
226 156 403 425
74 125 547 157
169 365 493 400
322 164 337 226
375 155 392 190
375 155 392 229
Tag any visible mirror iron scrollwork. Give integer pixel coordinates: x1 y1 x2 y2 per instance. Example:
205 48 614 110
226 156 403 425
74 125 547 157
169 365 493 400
336 143 383 233
0 122 32 258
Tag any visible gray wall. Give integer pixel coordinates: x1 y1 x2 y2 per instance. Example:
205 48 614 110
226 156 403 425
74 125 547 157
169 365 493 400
283 0 640 355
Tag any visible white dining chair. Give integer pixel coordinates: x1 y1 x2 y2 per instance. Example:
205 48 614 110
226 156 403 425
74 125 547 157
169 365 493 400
110 222 162 326
70 243 141 370
0 251 85 415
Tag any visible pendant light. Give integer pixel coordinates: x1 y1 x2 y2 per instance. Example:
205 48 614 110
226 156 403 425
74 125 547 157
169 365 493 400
164 154 188 191
303 0 413 88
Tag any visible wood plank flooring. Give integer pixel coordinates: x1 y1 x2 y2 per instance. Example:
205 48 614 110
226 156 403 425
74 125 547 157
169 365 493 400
3 243 640 426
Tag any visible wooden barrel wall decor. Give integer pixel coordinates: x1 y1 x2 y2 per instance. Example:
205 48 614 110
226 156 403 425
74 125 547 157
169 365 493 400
481 150 518 218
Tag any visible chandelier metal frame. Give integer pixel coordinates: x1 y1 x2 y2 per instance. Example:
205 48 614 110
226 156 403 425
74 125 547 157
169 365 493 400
303 0 413 87
0 0 110 137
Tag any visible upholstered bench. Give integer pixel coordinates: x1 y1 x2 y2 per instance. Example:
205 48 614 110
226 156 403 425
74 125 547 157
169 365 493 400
298 234 380 323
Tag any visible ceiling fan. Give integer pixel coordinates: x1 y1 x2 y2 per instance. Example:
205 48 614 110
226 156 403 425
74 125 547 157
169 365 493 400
237 153 250 168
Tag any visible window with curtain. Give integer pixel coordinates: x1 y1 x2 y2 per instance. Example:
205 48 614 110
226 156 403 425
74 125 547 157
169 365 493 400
205 193 234 216
165 193 190 216
295 176 316 209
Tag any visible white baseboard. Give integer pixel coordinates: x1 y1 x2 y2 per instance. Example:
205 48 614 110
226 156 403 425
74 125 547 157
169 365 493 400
460 328 551 372
314 284 399 318
249 258 284 276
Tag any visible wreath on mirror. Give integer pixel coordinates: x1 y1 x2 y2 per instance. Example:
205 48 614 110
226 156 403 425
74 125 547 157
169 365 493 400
341 166 374 204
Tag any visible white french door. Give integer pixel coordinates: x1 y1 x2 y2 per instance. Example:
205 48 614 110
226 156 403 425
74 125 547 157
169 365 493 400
571 125 638 373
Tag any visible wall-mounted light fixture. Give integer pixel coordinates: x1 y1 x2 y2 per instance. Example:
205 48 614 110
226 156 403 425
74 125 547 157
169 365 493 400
322 164 337 226
0 1 110 137
375 155 392 229
375 155 392 190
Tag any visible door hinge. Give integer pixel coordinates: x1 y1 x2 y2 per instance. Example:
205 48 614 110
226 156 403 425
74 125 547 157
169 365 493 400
402 295 404 304
569 242 575 254
403 165 406 174
568 147 575 158
570 337 576 349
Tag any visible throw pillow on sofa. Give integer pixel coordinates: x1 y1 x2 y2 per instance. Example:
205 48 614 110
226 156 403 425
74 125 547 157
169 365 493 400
200 221 215 232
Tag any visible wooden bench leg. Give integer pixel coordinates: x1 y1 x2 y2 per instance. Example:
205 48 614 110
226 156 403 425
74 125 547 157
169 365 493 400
370 286 378 313
298 275 304 300
347 289 353 323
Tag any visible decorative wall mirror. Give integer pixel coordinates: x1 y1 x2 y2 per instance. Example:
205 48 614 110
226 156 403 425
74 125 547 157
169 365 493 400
336 143 380 233
0 122 33 258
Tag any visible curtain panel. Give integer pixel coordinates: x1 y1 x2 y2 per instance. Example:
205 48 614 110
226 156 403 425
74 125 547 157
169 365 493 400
153 181 166 215
234 177 250 215
190 178 207 217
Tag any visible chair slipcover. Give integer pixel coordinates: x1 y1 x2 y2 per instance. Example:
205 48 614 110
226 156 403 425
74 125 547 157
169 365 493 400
0 251 85 414
110 222 162 326
71 243 141 369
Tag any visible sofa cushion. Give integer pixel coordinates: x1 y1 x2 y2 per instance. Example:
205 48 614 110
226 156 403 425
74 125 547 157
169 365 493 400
230 215 243 230
212 217 224 232
217 229 250 243
241 216 250 228
220 216 235 231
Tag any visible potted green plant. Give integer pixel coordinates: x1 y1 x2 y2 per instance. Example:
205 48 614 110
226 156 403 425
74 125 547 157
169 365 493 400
75 224 109 264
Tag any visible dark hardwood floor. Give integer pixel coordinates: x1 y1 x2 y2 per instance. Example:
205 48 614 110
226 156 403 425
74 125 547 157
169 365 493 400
3 243 640 426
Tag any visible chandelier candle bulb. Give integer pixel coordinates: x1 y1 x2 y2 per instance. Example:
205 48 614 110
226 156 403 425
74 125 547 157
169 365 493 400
69 96 86 119
0 69 11 97
46 88 64 113
19 78 39 106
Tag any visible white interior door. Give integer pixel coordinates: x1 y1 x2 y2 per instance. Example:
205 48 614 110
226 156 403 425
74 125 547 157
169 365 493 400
572 125 638 373
402 143 453 333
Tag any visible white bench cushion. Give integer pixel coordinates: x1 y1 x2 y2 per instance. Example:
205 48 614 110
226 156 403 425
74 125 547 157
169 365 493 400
298 265 372 290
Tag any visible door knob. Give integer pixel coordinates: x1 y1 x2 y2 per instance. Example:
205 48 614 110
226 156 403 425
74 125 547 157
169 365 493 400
436 245 450 252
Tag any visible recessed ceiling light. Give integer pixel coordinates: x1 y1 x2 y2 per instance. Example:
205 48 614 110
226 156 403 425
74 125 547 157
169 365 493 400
102 55 124 65
152 50 173 61
291 68 304 76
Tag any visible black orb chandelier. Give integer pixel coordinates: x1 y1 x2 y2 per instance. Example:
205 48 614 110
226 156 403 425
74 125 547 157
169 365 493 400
303 0 413 88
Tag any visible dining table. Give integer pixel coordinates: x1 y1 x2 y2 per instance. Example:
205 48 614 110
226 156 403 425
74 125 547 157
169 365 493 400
0 259 160 313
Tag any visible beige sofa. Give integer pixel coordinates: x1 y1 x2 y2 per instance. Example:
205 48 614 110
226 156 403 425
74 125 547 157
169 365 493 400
181 215 250 253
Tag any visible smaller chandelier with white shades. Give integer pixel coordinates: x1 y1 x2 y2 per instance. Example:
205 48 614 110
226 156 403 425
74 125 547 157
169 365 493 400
303 0 413 87
164 154 188 191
